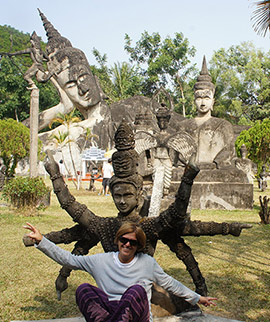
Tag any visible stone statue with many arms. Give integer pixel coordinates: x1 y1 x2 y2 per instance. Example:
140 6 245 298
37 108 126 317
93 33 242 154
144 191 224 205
23 119 251 315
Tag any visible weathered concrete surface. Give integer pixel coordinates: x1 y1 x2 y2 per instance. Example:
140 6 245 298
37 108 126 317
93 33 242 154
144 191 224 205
170 168 254 210
11 310 243 322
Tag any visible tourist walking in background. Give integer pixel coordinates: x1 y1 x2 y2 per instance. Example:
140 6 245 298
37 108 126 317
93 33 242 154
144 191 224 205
99 158 113 196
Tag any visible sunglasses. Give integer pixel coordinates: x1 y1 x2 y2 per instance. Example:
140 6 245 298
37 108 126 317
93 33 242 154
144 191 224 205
119 236 138 247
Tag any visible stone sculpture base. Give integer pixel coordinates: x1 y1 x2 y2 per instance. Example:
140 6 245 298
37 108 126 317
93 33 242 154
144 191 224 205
170 168 253 210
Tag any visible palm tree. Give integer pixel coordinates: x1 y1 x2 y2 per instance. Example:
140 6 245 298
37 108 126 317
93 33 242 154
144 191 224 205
50 109 81 189
80 127 99 152
49 131 77 188
251 1 270 37
110 62 142 99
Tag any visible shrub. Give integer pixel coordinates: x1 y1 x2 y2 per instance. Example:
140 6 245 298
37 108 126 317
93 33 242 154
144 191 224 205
1 176 50 211
0 118 44 178
235 119 270 175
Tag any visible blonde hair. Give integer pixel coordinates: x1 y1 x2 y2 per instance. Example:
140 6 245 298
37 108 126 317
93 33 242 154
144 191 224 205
114 222 146 252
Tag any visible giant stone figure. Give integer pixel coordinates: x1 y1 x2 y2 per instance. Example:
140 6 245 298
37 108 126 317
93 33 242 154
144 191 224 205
172 57 254 210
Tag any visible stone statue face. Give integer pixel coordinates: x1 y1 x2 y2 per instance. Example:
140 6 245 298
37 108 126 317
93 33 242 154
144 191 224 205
112 155 136 178
56 62 100 110
112 183 138 215
194 89 214 116
157 116 170 130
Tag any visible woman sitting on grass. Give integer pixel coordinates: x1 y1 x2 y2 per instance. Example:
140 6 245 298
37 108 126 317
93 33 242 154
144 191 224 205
23 221 217 322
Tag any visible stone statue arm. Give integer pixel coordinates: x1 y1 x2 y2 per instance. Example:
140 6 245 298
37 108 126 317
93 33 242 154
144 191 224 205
54 230 100 300
161 233 208 297
213 122 235 169
154 161 200 233
23 224 85 247
1 49 31 56
179 220 252 237
44 151 100 233
43 224 88 244
214 146 235 169
22 77 74 130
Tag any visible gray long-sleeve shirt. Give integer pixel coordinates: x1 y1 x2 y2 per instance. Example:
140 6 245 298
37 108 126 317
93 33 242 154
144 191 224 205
36 237 200 319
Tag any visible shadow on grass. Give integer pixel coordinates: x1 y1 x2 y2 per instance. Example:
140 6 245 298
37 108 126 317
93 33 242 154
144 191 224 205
204 270 270 322
20 285 79 318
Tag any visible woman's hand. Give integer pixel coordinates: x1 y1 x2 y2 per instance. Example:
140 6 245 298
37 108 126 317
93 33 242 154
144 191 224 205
198 296 218 307
23 222 43 245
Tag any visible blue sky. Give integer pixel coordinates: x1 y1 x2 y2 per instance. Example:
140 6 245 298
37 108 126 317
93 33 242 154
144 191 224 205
1 0 270 68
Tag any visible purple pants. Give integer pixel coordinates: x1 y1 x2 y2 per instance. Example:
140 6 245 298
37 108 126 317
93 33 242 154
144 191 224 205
76 283 150 322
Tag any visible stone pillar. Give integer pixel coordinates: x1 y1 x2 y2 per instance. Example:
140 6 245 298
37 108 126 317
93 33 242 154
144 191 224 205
82 160 86 179
148 165 165 217
29 87 39 177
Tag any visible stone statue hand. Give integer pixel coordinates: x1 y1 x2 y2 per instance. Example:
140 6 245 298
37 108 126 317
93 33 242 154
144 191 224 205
182 153 200 183
230 223 252 236
44 150 60 177
55 274 69 300
22 235 35 247
188 152 199 170
23 222 43 244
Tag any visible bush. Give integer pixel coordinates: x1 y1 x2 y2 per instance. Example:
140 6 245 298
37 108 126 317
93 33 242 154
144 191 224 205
1 176 50 211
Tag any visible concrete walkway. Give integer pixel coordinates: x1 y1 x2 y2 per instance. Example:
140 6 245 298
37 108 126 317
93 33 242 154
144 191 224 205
11 310 243 322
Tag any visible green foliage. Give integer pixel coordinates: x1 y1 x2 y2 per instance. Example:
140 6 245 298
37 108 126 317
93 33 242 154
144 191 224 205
2 176 50 209
91 49 143 103
0 118 43 177
0 25 59 121
235 118 270 172
124 31 197 116
210 42 270 124
0 119 30 177
0 56 30 120
110 62 143 100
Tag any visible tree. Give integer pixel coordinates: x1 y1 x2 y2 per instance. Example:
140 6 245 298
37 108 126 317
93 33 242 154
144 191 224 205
0 25 59 122
50 109 81 189
124 31 197 116
49 132 72 173
209 42 270 124
91 49 143 103
0 118 38 177
235 118 270 173
110 62 143 100
79 127 99 151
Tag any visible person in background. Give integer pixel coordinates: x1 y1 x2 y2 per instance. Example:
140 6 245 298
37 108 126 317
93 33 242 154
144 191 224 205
99 158 113 196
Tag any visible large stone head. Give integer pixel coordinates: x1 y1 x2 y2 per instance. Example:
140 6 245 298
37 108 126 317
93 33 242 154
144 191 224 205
194 56 215 117
38 9 101 117
109 175 144 215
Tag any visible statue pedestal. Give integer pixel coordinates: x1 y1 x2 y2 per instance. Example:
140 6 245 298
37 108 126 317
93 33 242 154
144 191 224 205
170 167 253 210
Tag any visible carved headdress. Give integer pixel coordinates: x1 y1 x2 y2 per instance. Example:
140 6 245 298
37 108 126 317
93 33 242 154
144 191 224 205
38 9 72 55
37 9 101 113
38 9 92 72
109 119 143 191
151 86 173 121
194 56 215 93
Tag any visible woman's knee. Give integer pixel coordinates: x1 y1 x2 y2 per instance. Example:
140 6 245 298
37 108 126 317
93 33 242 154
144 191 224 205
76 283 92 299
124 284 147 300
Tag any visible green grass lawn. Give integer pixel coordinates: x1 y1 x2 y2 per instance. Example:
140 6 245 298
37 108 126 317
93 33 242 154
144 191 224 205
0 179 269 322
